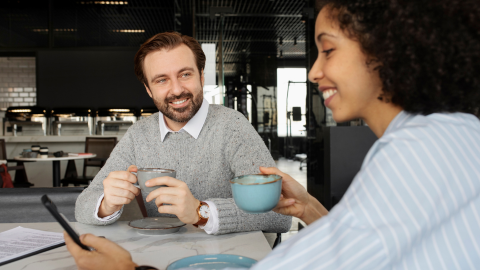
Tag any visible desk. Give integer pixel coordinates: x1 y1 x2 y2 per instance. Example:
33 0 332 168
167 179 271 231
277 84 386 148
0 222 272 270
14 154 96 187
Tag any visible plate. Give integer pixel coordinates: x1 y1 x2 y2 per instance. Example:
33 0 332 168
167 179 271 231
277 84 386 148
167 254 257 270
128 217 186 235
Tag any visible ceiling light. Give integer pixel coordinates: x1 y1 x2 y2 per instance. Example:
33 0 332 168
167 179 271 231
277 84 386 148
109 109 130 112
112 29 145 33
10 109 31 113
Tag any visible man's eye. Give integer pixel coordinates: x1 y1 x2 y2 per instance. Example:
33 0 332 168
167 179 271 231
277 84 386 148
322 49 334 56
157 79 166 83
182 73 190 78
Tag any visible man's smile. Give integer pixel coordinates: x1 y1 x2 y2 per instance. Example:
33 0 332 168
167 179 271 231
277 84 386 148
169 98 190 108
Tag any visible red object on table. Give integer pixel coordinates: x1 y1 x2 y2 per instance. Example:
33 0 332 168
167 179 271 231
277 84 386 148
0 164 14 188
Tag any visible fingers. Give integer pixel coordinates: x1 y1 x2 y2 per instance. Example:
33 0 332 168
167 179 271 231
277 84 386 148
110 180 140 197
153 194 177 207
275 198 296 209
106 194 135 206
145 176 183 188
157 204 176 215
145 186 178 202
259 166 286 177
64 231 84 256
79 234 114 252
107 170 138 184
127 165 138 173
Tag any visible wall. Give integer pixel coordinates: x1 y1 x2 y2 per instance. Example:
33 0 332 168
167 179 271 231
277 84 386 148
0 57 36 110
37 50 153 109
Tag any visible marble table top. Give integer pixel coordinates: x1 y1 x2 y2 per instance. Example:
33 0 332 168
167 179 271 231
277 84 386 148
0 221 272 270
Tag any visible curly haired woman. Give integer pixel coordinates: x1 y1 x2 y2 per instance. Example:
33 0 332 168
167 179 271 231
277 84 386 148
65 0 480 269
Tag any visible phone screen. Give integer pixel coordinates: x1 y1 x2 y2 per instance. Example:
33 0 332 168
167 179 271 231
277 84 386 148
41 194 91 251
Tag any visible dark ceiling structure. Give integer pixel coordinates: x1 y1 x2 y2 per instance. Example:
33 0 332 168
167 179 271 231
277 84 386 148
0 0 311 76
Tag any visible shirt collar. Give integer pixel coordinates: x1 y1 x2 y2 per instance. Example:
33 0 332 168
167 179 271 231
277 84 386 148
383 110 411 137
158 98 209 142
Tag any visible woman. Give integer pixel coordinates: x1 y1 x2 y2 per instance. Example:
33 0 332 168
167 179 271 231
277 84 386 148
65 0 480 269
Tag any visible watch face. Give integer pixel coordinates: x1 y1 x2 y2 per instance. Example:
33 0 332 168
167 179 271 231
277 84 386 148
199 205 210 219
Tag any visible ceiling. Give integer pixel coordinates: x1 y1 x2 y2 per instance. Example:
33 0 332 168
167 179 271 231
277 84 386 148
0 0 310 75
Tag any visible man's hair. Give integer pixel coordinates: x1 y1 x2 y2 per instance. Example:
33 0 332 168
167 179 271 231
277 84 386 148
134 32 206 88
320 0 480 115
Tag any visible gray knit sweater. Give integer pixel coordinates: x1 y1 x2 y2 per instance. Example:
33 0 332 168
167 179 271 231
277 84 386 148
75 104 291 235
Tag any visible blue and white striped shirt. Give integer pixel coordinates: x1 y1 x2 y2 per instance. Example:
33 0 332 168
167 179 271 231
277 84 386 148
253 111 480 269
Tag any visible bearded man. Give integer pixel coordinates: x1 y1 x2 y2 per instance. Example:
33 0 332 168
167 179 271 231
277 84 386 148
74 32 291 235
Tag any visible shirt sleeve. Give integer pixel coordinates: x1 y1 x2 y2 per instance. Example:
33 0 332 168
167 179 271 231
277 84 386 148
251 203 387 270
199 201 219 234
94 193 122 222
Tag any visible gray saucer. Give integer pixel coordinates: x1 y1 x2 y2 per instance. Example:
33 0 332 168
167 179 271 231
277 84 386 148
128 217 186 235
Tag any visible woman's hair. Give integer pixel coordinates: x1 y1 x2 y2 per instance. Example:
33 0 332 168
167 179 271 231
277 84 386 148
322 0 480 115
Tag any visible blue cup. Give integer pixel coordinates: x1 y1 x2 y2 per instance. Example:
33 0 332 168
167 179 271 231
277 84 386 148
230 174 282 214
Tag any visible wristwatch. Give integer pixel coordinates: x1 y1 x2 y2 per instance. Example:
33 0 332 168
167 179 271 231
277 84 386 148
193 201 210 227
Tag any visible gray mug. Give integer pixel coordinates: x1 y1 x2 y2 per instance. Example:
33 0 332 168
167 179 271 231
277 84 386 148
135 168 176 194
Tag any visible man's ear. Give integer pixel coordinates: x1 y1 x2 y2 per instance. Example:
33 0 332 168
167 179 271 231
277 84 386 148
144 84 153 98
200 69 205 87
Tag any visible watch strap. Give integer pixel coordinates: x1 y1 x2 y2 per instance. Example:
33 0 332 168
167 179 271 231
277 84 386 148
193 201 209 227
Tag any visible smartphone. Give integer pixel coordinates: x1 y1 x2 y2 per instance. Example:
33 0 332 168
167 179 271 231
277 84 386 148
41 194 91 251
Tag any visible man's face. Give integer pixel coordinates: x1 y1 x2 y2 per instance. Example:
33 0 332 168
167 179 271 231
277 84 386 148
143 44 204 123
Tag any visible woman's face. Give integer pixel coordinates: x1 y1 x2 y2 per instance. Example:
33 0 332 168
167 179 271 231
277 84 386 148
308 7 384 123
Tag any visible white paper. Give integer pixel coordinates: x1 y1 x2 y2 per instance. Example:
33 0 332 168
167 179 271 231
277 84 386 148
0 226 64 263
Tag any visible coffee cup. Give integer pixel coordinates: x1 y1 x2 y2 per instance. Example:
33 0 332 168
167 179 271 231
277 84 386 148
230 174 282 214
135 168 176 194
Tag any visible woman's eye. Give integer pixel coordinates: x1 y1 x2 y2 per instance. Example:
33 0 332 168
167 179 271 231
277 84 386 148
322 49 334 56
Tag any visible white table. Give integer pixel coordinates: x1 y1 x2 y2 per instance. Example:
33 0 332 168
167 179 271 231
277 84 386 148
14 154 96 187
0 222 272 270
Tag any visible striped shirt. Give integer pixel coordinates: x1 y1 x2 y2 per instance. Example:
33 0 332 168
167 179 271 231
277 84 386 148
253 111 480 270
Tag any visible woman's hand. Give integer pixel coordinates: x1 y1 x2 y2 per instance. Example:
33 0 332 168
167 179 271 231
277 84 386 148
64 232 137 270
260 167 328 225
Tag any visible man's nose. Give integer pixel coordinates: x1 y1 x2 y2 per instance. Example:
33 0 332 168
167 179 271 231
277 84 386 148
171 78 183 96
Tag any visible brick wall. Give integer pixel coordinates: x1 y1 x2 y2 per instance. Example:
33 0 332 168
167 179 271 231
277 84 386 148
0 57 36 110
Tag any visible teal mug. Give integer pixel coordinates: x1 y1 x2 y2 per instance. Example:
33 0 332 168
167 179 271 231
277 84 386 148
230 174 282 214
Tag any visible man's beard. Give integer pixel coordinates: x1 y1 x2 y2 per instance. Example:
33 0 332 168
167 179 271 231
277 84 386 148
153 88 203 123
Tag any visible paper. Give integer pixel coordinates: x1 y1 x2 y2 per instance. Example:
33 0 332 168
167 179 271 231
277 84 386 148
0 226 64 264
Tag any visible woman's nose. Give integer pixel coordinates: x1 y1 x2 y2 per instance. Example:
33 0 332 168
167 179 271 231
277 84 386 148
308 57 324 84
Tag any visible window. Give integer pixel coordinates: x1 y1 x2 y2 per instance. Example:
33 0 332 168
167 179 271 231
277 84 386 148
277 68 307 137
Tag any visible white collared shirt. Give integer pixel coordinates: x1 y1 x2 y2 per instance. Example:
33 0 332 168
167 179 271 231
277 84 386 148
158 98 209 141
95 98 219 234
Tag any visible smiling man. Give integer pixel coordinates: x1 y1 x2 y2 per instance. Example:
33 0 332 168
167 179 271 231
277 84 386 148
74 32 291 235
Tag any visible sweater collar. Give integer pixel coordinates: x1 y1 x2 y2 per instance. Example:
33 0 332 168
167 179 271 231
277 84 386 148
158 98 209 142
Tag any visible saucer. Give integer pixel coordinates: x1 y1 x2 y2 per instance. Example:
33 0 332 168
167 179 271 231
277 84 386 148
128 217 186 235
167 254 257 270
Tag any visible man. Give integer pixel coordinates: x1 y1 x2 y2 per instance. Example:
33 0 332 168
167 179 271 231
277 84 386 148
74 31 291 235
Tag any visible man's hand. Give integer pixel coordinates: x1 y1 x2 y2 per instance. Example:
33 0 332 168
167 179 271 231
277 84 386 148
99 165 140 218
145 177 200 224
64 232 137 270
260 166 328 225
